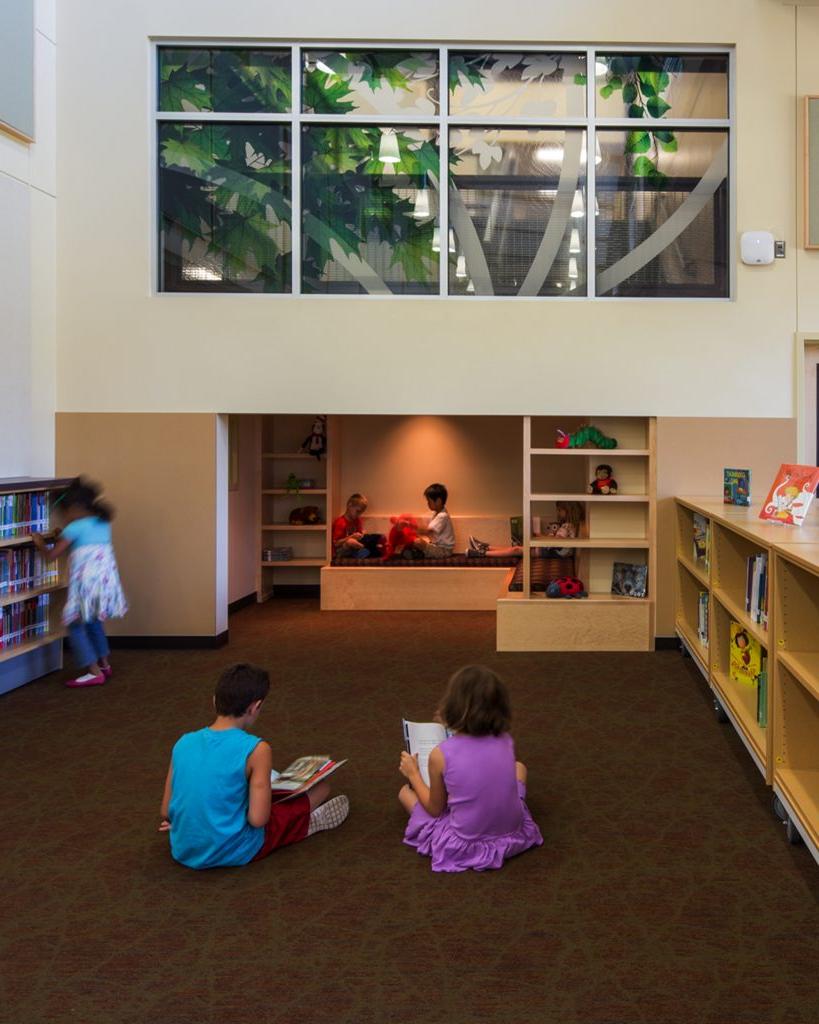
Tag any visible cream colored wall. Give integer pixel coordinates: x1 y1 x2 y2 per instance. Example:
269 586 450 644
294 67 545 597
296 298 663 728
336 416 522 518
57 0 799 419
228 415 258 604
655 416 797 636
0 0 56 476
56 413 224 637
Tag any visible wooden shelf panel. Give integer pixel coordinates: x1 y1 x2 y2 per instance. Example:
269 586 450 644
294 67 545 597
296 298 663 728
261 524 327 531
0 583 66 610
0 632 63 665
262 452 316 460
776 768 819 849
676 617 709 673
531 538 649 549
530 493 648 503
677 553 709 587
711 586 768 647
502 591 649 604
0 533 57 550
260 558 326 568
262 491 325 499
529 448 650 457
711 667 766 765
777 650 819 704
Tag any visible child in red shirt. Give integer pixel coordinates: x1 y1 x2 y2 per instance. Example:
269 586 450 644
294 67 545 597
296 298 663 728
332 493 369 558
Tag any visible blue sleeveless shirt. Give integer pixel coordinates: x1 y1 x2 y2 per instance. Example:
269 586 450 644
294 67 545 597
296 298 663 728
169 727 265 869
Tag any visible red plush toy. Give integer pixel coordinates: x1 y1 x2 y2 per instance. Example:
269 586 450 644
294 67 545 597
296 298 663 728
386 515 419 558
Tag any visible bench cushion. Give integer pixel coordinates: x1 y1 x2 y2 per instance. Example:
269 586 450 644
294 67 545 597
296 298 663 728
332 553 520 568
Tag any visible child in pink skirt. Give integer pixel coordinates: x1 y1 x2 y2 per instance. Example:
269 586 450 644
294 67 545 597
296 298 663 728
399 665 543 872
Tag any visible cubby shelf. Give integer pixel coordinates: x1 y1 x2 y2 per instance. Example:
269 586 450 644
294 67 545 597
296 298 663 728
530 448 651 457
676 498 819 865
262 452 315 460
0 583 66 610
263 489 327 496
261 524 327 532
530 493 649 503
260 558 327 568
0 631 64 667
677 552 709 587
0 532 57 550
529 538 649 549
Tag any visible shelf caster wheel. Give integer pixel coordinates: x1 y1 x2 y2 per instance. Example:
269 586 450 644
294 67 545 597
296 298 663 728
786 818 804 846
679 642 691 658
714 699 729 723
773 795 787 821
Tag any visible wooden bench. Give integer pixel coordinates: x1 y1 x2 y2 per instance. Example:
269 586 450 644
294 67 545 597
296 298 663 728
320 515 518 611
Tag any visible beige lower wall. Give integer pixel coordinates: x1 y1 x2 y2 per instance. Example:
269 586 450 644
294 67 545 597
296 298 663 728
655 417 797 637
56 413 221 637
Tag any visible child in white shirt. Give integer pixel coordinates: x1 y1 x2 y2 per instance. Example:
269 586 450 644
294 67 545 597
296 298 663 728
413 483 455 558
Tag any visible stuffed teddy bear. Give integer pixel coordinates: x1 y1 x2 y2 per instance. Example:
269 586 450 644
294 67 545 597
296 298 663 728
386 514 419 559
546 576 588 599
289 506 322 526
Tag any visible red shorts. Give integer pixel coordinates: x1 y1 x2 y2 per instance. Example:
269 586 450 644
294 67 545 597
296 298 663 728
251 792 311 861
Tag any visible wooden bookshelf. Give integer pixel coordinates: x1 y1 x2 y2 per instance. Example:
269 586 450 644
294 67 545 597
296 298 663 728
498 417 656 651
0 477 72 695
676 499 819 862
256 417 338 601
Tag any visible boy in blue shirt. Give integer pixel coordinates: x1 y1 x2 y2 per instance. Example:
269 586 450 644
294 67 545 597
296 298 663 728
160 663 348 869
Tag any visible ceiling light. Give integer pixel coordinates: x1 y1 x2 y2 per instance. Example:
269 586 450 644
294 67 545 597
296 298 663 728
378 129 401 164
571 190 585 219
569 228 581 254
466 279 475 294
413 188 430 219
595 60 609 78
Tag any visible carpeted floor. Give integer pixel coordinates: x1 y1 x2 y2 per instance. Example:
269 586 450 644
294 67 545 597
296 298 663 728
2 599 819 1024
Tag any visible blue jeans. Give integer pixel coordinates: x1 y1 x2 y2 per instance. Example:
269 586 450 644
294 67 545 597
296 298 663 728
69 619 109 669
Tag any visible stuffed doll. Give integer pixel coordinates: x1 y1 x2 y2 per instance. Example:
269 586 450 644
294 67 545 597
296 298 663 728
589 464 618 495
386 515 419 559
300 415 327 460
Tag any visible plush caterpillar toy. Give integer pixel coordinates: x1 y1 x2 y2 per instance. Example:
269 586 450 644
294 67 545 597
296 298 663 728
556 426 618 450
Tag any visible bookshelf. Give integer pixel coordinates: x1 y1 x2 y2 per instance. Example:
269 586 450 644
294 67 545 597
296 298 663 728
674 498 819 863
0 477 72 695
497 417 656 651
256 416 338 601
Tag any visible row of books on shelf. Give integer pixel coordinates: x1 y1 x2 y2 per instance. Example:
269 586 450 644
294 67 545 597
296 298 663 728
0 492 50 540
0 594 51 652
693 513 710 570
0 549 60 596
745 553 768 629
729 621 768 728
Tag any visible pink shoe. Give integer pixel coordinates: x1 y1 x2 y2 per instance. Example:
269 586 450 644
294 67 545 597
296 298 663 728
101 666 113 679
65 673 106 688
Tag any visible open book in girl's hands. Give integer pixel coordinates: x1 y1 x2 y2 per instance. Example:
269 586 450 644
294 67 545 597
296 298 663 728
270 756 347 801
402 720 452 786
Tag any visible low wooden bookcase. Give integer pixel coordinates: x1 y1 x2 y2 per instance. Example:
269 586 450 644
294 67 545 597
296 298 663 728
675 497 819 865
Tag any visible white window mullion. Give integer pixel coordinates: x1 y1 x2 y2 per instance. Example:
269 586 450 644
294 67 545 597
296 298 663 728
291 46 302 296
586 48 596 299
439 45 449 298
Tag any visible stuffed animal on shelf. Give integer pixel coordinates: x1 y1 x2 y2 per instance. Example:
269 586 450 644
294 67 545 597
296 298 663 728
546 576 588 599
589 464 618 495
289 506 322 526
300 416 327 460
556 426 618 450
386 514 419 559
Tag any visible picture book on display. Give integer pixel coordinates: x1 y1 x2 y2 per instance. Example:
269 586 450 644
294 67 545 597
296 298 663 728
729 621 763 686
692 513 710 568
403 719 453 785
759 464 819 526
724 468 751 506
611 562 647 598
270 755 346 801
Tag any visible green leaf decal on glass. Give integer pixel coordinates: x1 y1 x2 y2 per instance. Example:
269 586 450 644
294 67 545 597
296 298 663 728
625 130 651 154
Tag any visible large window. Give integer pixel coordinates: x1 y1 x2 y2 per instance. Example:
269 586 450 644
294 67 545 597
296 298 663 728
156 46 731 298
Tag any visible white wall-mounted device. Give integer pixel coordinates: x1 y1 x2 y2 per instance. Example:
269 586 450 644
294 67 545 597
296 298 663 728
741 231 775 265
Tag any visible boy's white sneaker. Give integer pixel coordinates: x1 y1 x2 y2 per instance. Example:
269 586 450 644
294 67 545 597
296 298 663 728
307 795 350 836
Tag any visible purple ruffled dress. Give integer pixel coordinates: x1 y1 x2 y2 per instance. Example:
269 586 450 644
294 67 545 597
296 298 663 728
404 732 543 872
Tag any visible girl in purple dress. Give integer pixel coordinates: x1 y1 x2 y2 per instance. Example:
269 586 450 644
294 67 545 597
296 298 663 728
399 665 543 872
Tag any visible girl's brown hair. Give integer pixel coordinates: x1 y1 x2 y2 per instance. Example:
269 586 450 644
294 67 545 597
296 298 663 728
437 665 511 737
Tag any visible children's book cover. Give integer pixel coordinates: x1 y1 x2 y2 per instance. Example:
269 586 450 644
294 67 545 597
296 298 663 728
729 621 762 686
723 468 751 506
611 562 647 598
759 464 819 526
692 513 710 566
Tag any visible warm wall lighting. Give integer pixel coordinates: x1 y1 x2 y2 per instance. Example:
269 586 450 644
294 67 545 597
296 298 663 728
571 190 585 218
378 129 401 164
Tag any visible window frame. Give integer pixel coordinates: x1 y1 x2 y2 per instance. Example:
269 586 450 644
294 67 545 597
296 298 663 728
151 41 734 301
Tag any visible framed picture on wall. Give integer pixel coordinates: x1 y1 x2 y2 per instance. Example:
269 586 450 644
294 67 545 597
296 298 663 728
806 97 819 249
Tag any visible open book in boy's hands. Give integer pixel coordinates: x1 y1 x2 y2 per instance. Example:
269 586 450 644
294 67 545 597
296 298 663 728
402 720 452 786
270 756 347 801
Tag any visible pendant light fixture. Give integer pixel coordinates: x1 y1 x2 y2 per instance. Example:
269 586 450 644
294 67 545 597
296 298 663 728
378 128 401 165
448 228 456 253
569 228 581 254
455 254 467 279
413 186 431 219
571 190 585 219
431 226 441 252
568 257 579 280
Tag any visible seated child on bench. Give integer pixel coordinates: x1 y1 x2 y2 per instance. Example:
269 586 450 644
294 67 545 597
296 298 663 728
332 493 370 558
159 663 349 869
411 483 455 558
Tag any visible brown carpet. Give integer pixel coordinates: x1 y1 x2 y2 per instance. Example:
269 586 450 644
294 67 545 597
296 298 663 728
2 599 819 1024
